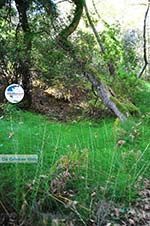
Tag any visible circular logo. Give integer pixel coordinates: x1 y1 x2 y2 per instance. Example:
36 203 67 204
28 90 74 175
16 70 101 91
5 84 24 104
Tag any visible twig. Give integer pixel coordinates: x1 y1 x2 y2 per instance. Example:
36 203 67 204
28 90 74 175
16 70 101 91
0 200 10 216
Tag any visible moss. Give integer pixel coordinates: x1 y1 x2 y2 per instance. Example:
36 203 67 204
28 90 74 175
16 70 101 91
110 96 140 115
111 96 127 112
124 102 140 115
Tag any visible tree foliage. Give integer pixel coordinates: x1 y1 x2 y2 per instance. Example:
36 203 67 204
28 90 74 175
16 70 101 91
0 0 142 119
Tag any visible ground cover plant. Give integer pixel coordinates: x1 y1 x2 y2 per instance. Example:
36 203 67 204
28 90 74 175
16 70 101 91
0 0 150 225
0 82 149 225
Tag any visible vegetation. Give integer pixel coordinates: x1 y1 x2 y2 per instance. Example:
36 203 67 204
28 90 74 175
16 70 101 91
0 82 149 225
0 0 149 225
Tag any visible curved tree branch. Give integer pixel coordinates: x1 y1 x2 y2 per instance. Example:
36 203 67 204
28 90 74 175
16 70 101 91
57 0 84 48
138 0 150 78
56 0 126 121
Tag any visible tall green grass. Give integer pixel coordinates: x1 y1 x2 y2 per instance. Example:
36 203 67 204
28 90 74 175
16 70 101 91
0 82 149 223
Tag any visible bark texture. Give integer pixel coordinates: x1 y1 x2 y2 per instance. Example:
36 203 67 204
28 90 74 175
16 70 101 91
57 0 126 121
138 0 149 78
84 1 116 76
15 0 32 108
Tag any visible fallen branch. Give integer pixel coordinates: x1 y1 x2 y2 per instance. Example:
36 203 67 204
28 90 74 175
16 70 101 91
56 0 126 121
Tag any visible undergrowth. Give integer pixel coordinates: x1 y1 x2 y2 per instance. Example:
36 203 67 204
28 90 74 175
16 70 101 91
0 82 149 224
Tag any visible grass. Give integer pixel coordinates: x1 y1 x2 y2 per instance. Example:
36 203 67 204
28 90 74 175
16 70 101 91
0 82 149 224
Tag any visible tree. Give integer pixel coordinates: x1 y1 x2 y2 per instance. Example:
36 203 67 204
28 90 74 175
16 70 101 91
0 0 128 121
137 0 150 78
14 0 32 108
56 0 126 121
0 0 58 108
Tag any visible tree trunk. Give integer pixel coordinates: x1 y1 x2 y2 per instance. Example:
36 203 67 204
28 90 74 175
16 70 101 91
84 2 116 76
137 1 149 78
15 0 32 108
56 0 126 121
84 67 126 121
